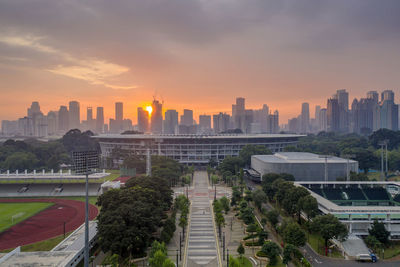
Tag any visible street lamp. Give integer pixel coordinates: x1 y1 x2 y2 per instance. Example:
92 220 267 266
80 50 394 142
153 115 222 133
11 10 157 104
341 154 355 182
72 150 99 267
378 140 389 180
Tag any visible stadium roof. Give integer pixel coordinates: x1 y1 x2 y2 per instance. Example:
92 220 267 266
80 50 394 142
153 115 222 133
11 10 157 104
93 133 304 140
253 152 357 164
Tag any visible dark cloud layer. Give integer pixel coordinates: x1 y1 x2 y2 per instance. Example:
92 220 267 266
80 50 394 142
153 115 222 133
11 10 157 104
0 0 399 121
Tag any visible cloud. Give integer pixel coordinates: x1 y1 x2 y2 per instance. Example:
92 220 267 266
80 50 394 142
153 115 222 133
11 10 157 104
48 60 136 90
0 33 136 90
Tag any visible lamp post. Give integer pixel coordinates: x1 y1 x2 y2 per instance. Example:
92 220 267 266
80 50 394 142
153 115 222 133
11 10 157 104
378 140 388 180
227 249 229 267
72 151 99 267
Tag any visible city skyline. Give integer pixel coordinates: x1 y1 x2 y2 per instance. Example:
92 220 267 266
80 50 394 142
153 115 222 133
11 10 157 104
1 1 400 123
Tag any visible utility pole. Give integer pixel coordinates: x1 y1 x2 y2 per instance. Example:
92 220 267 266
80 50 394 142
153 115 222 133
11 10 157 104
385 141 389 177
319 155 332 182
341 154 355 183
378 140 388 180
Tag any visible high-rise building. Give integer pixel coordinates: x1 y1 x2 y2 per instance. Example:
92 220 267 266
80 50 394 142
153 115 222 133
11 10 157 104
232 97 245 131
267 110 279 134
164 109 178 134
288 117 299 133
58 105 69 132
27 102 41 118
319 108 327 132
199 115 211 133
96 107 104 133
253 104 269 133
137 107 150 133
181 109 194 126
115 102 123 121
351 96 376 135
374 90 398 131
151 99 163 134
381 90 395 102
47 111 58 136
300 102 310 133
327 98 340 132
336 89 349 133
367 91 379 104
213 113 230 133
68 101 80 129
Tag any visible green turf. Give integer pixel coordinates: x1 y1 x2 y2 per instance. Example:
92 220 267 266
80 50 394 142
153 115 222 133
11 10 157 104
0 202 54 233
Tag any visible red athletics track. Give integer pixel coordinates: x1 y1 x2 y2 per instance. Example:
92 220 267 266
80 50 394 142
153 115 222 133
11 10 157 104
0 198 98 251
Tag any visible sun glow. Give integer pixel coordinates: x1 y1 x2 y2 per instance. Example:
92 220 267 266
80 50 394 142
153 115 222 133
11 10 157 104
146 106 153 115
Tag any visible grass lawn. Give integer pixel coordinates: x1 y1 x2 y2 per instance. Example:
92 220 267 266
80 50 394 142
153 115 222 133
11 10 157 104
231 256 252 267
306 232 343 258
379 241 400 259
0 202 53 233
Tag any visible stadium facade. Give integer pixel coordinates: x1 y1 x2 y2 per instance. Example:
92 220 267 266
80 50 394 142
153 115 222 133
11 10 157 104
94 133 303 164
251 152 358 181
299 181 400 239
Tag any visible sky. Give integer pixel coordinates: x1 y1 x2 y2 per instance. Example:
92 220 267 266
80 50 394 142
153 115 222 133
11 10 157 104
0 0 400 124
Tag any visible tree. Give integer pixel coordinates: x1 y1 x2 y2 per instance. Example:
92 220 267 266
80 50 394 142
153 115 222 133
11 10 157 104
261 241 281 266
244 189 253 202
97 187 165 258
258 230 268 245
282 244 297 264
218 156 243 174
311 214 348 255
282 221 306 247
365 235 382 252
300 195 319 221
282 186 310 222
253 189 267 210
369 219 390 245
266 210 279 228
149 249 167 267
219 196 230 214
237 243 245 258
231 186 242 206
239 144 272 166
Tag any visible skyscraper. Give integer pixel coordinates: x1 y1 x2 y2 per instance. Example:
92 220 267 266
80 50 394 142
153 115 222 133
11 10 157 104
300 102 310 133
164 110 178 134
374 90 398 131
232 97 245 131
268 111 279 134
181 109 194 126
58 105 69 132
68 101 80 129
336 89 349 133
199 115 211 133
96 107 104 133
151 99 163 134
367 91 379 103
327 98 340 132
115 102 123 121
137 107 150 133
319 108 327 132
213 113 230 133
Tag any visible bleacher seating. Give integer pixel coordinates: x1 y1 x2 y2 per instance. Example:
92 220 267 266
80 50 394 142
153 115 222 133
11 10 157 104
323 188 344 200
0 183 102 197
363 187 390 200
343 188 366 200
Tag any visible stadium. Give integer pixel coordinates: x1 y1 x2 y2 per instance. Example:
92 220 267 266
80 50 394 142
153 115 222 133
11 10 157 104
298 181 400 239
94 133 303 164
0 170 115 266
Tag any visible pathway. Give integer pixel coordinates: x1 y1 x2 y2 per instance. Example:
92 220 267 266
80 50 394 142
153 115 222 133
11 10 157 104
184 171 221 267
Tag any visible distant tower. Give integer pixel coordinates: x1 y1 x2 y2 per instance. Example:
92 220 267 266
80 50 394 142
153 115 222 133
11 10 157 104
300 103 310 133
137 107 150 133
58 105 69 132
164 110 178 134
151 99 163 134
96 107 104 133
68 101 80 129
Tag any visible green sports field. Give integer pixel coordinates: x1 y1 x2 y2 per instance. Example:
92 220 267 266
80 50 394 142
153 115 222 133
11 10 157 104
0 202 54 233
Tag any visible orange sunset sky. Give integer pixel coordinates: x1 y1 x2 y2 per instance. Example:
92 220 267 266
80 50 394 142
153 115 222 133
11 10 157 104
0 0 399 125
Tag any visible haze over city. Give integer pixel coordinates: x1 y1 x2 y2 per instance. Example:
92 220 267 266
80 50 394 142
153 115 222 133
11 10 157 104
1 0 400 123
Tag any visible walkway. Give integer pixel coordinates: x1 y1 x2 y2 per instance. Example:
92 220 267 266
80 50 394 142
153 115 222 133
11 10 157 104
185 171 221 267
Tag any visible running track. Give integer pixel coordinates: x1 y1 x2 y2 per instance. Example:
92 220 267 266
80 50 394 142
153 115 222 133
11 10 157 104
0 198 98 250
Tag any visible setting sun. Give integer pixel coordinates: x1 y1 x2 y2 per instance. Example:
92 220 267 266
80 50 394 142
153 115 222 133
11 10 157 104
146 106 153 115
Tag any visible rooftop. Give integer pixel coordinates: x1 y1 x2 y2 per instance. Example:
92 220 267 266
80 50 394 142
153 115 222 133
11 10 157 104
253 152 357 164
93 133 304 140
